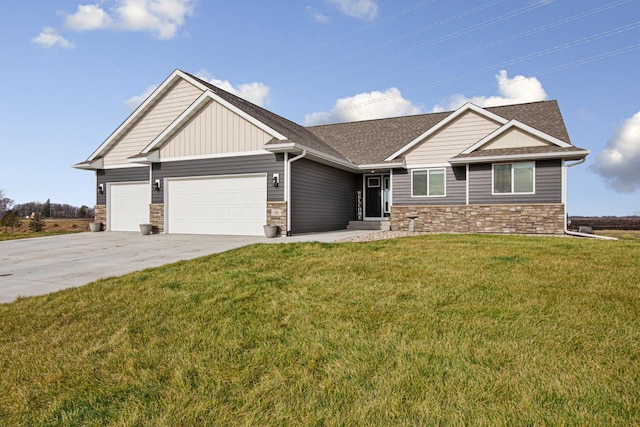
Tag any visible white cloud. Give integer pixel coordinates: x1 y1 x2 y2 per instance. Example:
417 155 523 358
328 0 378 20
34 0 194 46
591 111 640 193
64 4 113 31
432 70 548 112
305 87 422 125
194 70 271 107
113 0 194 39
124 84 158 111
31 27 74 49
313 12 330 24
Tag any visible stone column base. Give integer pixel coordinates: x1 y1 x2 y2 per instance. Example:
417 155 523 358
150 204 164 234
94 205 106 228
267 201 287 236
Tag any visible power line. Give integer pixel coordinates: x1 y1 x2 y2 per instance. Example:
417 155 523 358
333 20 640 113
367 0 631 86
291 0 508 79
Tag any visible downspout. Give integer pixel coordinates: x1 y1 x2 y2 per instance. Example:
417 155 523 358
286 149 307 236
563 158 617 240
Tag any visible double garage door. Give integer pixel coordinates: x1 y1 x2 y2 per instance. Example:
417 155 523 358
108 175 267 235
166 175 267 236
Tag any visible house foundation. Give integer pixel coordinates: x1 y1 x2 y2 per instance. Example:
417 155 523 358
391 204 565 235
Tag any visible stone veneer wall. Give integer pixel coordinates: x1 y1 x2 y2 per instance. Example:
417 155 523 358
267 201 287 236
391 204 565 235
150 204 164 234
94 205 106 227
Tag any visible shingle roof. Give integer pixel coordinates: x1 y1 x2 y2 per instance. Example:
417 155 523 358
306 100 576 165
184 72 581 167
185 73 349 162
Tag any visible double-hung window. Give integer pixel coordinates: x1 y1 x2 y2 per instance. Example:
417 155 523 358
412 168 446 197
493 162 534 194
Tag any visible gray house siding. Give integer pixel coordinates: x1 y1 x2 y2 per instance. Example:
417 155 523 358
150 153 285 204
96 166 149 205
469 159 562 204
392 166 466 205
291 159 358 234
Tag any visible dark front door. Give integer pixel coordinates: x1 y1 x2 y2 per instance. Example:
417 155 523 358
365 175 382 218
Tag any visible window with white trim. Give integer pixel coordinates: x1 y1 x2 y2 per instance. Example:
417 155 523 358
492 162 534 194
412 168 446 197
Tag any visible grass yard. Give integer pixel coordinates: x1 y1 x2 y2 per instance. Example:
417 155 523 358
0 234 639 425
0 219 90 241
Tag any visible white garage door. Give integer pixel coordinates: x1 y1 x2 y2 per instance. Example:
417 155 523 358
166 174 266 236
108 182 150 232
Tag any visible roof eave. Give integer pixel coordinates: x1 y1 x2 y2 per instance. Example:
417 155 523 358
265 142 358 171
72 158 104 170
127 150 160 164
449 150 590 165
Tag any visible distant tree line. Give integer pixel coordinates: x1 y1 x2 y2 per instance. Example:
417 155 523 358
11 200 94 219
0 188 94 221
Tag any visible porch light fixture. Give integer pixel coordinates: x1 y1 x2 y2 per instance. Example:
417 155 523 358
154 179 161 192
272 173 279 187
98 184 104 195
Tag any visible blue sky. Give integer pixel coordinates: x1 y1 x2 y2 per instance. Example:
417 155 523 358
1 0 639 216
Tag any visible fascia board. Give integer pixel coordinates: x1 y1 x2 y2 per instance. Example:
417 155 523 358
266 141 358 171
357 163 404 170
296 145 358 171
87 69 198 162
449 149 590 164
72 157 103 170
461 120 572 155
127 150 160 164
263 142 296 152
141 90 287 155
384 103 508 161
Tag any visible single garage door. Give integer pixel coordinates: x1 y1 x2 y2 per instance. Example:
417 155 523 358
108 182 150 231
167 174 267 236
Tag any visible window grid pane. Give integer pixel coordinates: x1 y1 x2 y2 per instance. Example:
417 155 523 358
494 164 512 193
428 169 445 196
413 171 428 196
513 162 534 193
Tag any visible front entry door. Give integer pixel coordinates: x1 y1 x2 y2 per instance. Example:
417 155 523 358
365 174 390 218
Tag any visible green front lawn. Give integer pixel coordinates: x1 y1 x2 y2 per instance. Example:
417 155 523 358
1 234 639 425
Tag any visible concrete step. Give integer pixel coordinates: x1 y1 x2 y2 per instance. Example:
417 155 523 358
346 220 390 231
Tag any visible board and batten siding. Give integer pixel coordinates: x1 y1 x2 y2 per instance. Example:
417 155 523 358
393 167 466 205
290 159 357 234
404 111 501 166
96 166 149 205
151 153 284 204
103 79 203 166
480 128 550 150
159 99 274 158
469 159 562 204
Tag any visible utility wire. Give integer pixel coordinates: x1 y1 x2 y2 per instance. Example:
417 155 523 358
334 21 640 112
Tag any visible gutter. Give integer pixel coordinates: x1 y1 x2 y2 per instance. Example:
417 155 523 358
286 149 307 236
563 158 617 240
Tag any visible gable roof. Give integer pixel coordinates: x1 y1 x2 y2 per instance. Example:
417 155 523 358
183 73 350 163
77 69 584 170
307 100 577 165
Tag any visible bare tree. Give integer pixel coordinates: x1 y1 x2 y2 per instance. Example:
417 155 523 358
0 188 14 217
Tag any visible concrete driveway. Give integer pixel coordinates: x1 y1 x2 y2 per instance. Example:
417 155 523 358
0 230 375 303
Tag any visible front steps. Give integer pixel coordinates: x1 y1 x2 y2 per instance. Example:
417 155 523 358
346 220 390 231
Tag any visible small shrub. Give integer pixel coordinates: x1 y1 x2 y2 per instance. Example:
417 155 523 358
28 213 45 232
